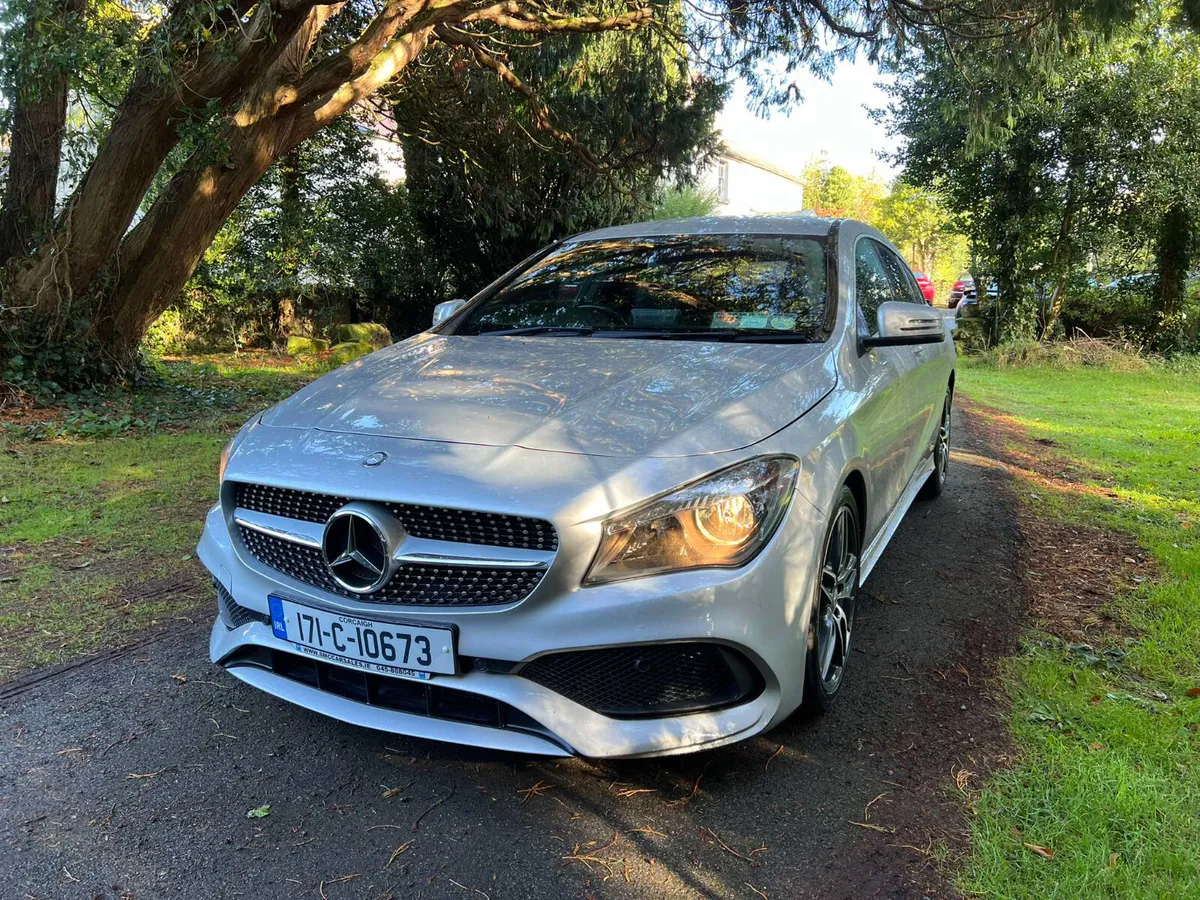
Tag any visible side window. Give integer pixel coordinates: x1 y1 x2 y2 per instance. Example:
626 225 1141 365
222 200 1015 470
854 239 893 335
877 243 926 306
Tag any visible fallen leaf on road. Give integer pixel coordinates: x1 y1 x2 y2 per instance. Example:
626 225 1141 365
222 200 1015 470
171 673 188 684
517 780 551 804
385 839 413 868
246 804 271 818
849 821 896 834
1023 842 1054 859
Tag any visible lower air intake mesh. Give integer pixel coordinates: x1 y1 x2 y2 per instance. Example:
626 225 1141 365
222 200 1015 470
215 580 271 629
519 643 763 718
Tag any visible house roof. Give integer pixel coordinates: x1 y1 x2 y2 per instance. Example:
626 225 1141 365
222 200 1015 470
720 142 805 187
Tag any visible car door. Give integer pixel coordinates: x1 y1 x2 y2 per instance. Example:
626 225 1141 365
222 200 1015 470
876 243 947 477
846 236 923 540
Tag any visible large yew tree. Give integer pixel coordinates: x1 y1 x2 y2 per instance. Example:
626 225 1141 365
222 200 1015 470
0 0 1142 382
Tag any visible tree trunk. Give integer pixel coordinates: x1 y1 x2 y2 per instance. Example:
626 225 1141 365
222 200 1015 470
1039 165 1079 341
5 1 323 325
1156 203 1192 323
0 0 85 262
97 21 432 360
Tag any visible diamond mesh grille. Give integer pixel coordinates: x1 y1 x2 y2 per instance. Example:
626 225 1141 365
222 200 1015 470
238 526 545 607
215 580 271 629
233 482 557 551
520 644 758 718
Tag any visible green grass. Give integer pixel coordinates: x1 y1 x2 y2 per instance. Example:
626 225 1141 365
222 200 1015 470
0 353 324 678
959 359 1200 898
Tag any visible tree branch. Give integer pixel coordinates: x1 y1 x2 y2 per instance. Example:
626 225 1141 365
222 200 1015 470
434 24 602 169
462 4 652 32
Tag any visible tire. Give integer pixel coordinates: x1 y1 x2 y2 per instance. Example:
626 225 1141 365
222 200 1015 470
918 390 952 501
802 486 861 714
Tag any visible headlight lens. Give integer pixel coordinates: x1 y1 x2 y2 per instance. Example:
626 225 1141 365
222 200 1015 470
218 439 233 483
584 456 799 585
218 413 263 483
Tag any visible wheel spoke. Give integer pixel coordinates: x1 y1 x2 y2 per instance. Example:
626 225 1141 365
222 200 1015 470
832 604 850 664
839 553 858 594
818 614 836 678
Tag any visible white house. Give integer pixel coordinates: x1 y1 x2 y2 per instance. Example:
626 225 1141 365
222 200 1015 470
698 141 805 216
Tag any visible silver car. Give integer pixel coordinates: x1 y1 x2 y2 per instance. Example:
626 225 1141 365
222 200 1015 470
200 216 955 758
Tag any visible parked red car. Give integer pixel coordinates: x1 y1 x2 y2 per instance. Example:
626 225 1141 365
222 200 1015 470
912 272 936 304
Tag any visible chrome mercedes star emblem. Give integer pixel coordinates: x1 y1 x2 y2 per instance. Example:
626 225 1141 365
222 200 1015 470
321 506 394 593
362 451 388 468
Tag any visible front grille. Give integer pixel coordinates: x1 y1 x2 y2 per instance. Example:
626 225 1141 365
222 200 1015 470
223 647 563 748
233 482 558 551
215 580 271 629
519 643 763 719
238 526 545 607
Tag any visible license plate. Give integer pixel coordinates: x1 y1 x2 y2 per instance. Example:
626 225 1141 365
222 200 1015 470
267 595 456 680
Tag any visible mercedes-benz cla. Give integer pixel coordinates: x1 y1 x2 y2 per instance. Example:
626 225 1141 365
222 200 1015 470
200 216 955 758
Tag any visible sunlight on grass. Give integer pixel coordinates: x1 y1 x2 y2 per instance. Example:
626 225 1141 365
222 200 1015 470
0 355 323 678
960 359 1200 899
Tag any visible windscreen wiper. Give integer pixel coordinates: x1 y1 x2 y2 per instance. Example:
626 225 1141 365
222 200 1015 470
486 326 595 336
601 329 815 343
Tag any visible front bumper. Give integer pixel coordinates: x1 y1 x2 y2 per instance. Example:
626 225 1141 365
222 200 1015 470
199 441 827 758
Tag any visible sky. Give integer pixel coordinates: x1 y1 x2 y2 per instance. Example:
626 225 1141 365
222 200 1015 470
716 58 899 182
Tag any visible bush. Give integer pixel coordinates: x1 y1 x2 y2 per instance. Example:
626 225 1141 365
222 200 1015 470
330 323 392 348
286 336 330 356
974 337 1151 371
143 310 191 356
329 341 374 366
649 185 720 220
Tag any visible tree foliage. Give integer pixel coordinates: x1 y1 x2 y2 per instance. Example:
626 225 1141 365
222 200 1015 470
0 0 1157 388
391 11 723 312
886 0 1200 348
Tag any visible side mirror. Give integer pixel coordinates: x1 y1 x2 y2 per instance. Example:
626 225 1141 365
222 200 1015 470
862 301 946 348
431 299 467 328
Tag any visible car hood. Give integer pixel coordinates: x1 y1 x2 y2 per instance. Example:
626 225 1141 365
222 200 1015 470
263 333 837 458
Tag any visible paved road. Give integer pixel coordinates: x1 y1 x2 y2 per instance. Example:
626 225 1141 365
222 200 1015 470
2 409 1022 900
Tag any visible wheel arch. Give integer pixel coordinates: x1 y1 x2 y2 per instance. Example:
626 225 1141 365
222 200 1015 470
841 468 867 544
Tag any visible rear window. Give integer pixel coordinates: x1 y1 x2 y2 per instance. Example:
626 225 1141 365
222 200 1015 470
453 235 830 340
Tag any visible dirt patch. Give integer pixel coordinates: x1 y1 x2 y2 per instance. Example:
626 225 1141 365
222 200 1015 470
0 383 65 431
960 400 1155 642
1019 516 1153 642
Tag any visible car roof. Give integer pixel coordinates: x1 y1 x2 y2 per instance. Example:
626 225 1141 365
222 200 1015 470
572 215 840 242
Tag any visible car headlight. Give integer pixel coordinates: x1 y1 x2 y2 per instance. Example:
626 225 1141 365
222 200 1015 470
218 413 263 483
218 439 233 483
584 455 799 585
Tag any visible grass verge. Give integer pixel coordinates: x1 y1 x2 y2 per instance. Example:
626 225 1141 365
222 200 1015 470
0 353 323 679
959 358 1200 898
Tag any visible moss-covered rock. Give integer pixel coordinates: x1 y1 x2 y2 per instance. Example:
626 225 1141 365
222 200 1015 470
286 336 330 356
329 340 373 366
330 322 392 348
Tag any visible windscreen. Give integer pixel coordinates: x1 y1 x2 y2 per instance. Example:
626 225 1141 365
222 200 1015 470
452 235 830 340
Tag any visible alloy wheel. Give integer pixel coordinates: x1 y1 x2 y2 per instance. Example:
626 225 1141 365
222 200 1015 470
936 398 952 485
816 504 859 693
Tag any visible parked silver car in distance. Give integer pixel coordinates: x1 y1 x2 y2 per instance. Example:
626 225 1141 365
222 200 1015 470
200 216 955 758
